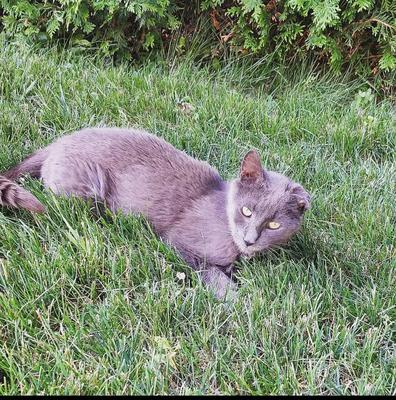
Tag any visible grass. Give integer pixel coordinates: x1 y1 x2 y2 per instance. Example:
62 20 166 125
0 41 395 395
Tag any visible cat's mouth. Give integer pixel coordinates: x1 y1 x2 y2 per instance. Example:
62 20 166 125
230 232 265 257
239 242 269 258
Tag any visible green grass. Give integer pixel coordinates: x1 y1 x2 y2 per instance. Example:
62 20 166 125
0 41 395 395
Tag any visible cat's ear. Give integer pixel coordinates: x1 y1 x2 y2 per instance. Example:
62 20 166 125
240 150 264 183
291 184 311 212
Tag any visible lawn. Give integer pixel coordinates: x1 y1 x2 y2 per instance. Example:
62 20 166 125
0 42 395 395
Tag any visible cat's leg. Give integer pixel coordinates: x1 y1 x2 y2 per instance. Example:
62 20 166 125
200 265 237 301
41 156 116 207
176 251 237 300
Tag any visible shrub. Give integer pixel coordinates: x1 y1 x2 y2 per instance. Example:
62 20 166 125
0 0 184 57
0 1 395 75
204 0 396 74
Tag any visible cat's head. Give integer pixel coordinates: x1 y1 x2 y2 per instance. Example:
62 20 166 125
227 150 310 257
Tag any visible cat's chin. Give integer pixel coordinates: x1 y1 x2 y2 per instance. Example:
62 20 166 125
239 245 265 258
240 244 273 259
232 236 266 258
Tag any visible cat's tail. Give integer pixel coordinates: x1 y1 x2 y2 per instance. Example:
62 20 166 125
1 149 48 213
2 149 47 181
0 175 45 213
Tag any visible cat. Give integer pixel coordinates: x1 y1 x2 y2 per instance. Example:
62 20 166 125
1 128 310 299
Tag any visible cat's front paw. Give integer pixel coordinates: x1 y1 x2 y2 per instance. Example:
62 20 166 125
219 284 238 303
202 266 238 302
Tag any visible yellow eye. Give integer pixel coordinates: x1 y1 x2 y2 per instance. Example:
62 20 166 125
268 221 281 229
241 206 252 217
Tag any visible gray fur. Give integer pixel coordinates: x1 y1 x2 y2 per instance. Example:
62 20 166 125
0 175 45 213
2 128 310 298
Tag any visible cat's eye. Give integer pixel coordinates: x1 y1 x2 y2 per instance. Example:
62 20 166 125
268 221 281 230
241 206 252 217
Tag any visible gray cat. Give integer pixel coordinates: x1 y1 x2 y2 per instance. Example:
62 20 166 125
1 128 310 298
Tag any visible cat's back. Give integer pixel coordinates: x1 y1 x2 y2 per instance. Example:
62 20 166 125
50 127 175 166
50 127 215 176
45 128 224 230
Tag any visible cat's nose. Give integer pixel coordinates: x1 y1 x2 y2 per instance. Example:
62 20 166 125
244 228 259 246
244 239 255 246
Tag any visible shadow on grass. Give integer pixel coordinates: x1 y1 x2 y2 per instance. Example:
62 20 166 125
0 369 9 385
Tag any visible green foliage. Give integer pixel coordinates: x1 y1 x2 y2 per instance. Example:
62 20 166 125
0 1 395 74
204 0 396 73
0 0 181 58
